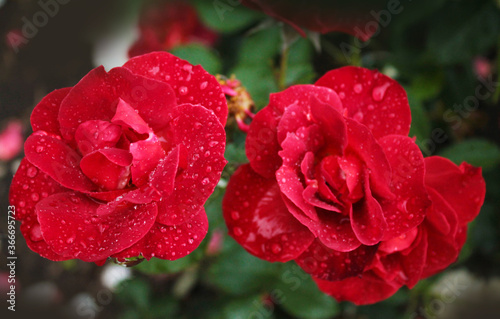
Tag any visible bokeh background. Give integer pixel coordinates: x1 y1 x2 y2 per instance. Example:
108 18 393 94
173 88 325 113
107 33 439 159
1 0 500 318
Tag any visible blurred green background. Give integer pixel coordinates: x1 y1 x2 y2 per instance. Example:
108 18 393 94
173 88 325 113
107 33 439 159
1 0 500 318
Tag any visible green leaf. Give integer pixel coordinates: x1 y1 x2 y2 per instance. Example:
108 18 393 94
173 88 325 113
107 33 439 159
204 238 281 295
116 278 151 310
438 139 500 169
192 0 263 33
426 3 500 64
405 87 431 143
224 143 248 164
273 263 339 319
170 44 222 74
135 250 203 275
222 295 275 319
231 64 279 110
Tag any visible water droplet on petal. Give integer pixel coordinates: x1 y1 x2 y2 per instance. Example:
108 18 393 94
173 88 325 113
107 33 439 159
179 86 188 95
200 81 208 90
231 211 240 220
271 243 282 254
372 82 391 102
30 225 43 242
36 145 44 153
354 84 363 94
31 193 39 201
27 167 38 178
201 178 210 185
233 227 243 236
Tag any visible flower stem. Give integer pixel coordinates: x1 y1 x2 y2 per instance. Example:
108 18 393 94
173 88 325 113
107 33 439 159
278 47 289 90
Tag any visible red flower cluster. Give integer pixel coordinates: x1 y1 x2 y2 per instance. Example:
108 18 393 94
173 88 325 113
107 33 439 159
129 0 218 57
10 52 227 264
222 66 485 304
241 0 388 40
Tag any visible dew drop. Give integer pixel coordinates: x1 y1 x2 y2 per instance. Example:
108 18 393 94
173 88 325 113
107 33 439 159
233 227 243 236
200 81 208 90
372 82 391 102
31 193 39 201
179 86 188 95
271 243 282 254
30 225 43 242
66 237 74 244
27 167 38 178
338 92 346 99
354 84 363 94
36 145 44 153
188 238 194 244
231 211 240 220
201 178 210 185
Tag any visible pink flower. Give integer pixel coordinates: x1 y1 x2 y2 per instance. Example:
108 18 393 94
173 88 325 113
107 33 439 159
0 120 23 161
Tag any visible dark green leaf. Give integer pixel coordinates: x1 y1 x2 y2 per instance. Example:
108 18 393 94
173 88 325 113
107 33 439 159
438 139 500 169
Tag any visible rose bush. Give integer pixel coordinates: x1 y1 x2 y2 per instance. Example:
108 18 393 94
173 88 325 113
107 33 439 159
241 0 387 40
129 0 218 57
10 52 227 264
222 66 485 304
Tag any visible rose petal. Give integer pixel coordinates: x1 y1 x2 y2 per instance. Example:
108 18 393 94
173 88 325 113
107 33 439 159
315 66 411 139
149 145 180 197
401 229 428 288
113 208 208 261
129 134 165 186
345 118 393 199
80 149 132 191
20 215 71 261
276 165 319 221
314 272 402 305
246 105 282 178
111 98 151 135
37 192 158 262
58 66 177 141
31 87 71 136
24 133 96 192
424 156 485 224
350 171 387 245
75 120 122 156
223 164 315 262
309 96 347 155
295 239 378 281
379 227 419 254
123 51 227 125
378 135 430 240
156 104 226 225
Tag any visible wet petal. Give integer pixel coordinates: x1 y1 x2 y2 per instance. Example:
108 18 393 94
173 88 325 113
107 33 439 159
246 105 282 178
80 148 132 191
58 66 176 141
314 272 402 305
111 98 151 135
378 135 430 240
113 208 208 261
149 145 180 197
75 120 122 156
129 134 165 186
9 158 68 220
36 192 157 262
424 156 485 224
223 164 315 262
295 239 378 281
156 104 226 225
350 172 387 245
316 66 411 139
123 51 227 125
20 215 72 261
309 95 347 155
25 133 95 192
31 87 71 136
345 118 393 199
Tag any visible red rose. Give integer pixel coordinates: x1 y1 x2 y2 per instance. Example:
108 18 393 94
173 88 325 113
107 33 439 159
315 157 485 305
129 0 218 57
9 52 227 264
223 66 484 303
241 0 388 40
